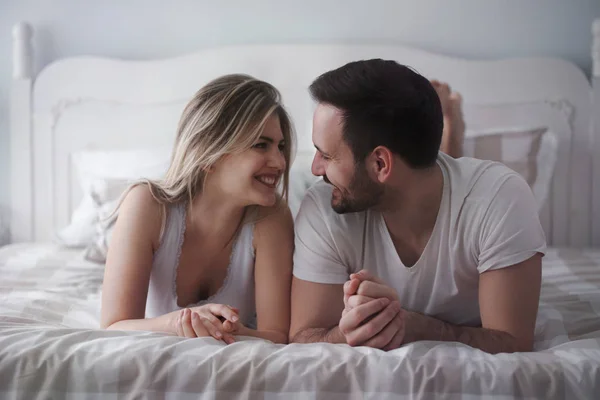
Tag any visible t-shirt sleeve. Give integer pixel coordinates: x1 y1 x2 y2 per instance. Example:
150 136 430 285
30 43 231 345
292 190 350 284
477 174 547 273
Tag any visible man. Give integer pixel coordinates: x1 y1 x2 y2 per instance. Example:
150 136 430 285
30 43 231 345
289 59 546 354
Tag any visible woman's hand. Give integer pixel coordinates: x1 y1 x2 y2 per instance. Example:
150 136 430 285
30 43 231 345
222 318 250 337
173 304 240 344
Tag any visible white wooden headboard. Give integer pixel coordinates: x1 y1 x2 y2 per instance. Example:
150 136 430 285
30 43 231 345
9 20 600 248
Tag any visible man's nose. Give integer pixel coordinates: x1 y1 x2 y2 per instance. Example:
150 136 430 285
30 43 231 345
311 153 325 176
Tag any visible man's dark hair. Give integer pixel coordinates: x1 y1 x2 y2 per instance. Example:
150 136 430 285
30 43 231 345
309 59 443 168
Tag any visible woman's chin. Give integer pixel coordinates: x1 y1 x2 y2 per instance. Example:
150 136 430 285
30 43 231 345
258 194 278 207
243 192 277 208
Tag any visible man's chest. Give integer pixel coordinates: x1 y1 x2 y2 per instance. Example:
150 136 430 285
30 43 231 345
363 226 479 294
386 231 432 268
363 237 481 325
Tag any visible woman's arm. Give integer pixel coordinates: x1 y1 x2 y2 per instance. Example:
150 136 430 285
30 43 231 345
243 203 294 344
100 184 176 333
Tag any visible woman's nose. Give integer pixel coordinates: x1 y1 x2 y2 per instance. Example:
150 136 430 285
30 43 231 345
270 148 286 171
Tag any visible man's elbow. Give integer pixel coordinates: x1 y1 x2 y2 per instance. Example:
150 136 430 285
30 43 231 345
288 326 316 343
289 325 343 344
288 321 312 343
288 327 303 343
478 329 534 354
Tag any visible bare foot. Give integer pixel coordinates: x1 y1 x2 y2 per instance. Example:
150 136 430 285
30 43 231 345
430 80 465 158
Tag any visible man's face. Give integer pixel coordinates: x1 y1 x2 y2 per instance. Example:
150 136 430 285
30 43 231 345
311 104 383 214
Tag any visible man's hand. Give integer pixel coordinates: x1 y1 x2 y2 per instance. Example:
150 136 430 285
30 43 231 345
347 270 399 303
338 297 404 349
341 270 405 350
344 255 543 354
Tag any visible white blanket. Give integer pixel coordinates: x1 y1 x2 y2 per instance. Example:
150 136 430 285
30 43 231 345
1 243 599 399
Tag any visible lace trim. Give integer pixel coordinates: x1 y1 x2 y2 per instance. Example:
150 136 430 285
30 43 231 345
172 203 252 308
172 202 188 307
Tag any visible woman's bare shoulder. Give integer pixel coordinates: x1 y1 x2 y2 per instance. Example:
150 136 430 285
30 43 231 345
116 183 165 248
254 202 294 239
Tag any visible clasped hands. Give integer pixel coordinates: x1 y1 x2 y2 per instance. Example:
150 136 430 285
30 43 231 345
339 270 406 350
173 303 247 344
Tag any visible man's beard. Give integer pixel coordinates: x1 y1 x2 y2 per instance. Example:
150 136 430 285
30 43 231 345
326 165 384 214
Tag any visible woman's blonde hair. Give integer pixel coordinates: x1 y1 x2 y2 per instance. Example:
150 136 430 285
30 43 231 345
121 74 294 219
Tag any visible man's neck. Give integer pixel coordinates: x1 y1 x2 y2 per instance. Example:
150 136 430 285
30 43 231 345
379 163 444 241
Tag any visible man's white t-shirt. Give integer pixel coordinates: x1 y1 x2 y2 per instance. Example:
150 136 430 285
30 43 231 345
293 152 546 326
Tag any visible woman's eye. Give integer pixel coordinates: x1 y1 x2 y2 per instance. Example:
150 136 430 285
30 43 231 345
254 142 267 149
278 144 286 152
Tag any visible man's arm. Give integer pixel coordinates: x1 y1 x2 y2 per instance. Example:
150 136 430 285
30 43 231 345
288 278 347 343
403 312 522 354
403 174 543 353
350 253 542 353
355 254 541 353
290 184 402 346
289 185 352 344
289 277 401 346
405 254 541 353
291 326 346 344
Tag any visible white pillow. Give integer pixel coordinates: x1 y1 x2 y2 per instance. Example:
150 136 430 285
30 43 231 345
55 148 171 248
84 195 121 263
463 126 557 209
462 100 568 210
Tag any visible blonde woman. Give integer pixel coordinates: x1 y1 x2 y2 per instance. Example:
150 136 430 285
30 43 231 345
100 75 294 345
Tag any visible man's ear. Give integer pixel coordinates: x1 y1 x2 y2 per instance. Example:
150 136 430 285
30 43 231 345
368 146 393 183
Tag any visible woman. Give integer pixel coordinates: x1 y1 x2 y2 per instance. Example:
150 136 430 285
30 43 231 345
100 74 294 345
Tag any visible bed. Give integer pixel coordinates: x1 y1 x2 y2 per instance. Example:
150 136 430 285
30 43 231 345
1 243 600 398
2 19 600 398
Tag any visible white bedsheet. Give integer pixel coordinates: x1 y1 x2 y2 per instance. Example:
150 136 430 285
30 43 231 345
1 243 599 399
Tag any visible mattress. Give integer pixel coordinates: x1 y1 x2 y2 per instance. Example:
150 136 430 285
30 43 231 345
1 243 599 399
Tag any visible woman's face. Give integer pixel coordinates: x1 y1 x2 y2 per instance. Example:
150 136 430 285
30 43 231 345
211 114 287 207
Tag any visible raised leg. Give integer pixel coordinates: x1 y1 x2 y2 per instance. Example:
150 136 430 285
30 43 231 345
431 80 465 158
